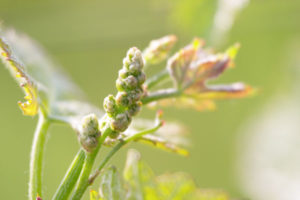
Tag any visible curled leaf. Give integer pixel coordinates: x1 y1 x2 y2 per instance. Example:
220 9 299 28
139 134 189 156
167 38 204 88
0 37 38 116
123 118 189 156
98 149 234 199
186 83 255 100
124 149 158 200
99 166 124 200
143 35 178 65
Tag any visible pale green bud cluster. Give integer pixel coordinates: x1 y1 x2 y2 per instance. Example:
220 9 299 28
103 47 145 138
78 114 101 152
143 35 177 64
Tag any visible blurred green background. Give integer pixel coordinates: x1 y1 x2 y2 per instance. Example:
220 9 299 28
0 0 299 199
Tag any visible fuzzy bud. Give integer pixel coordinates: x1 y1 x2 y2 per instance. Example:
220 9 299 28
116 92 132 107
81 114 100 137
109 130 120 139
136 72 146 85
124 75 138 89
79 114 101 152
128 101 142 116
125 47 144 74
118 68 129 79
116 78 127 92
129 87 144 102
103 95 117 117
143 35 177 64
110 112 131 132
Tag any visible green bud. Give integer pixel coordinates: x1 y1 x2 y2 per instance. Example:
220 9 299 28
125 47 144 74
110 112 131 132
128 63 141 75
79 114 101 152
118 68 129 79
132 49 144 67
136 72 146 85
128 101 142 116
143 35 177 64
109 130 120 139
103 95 117 117
126 47 137 59
81 114 100 137
129 87 144 102
116 92 132 107
116 78 126 91
124 75 138 89
79 135 98 152
123 57 131 68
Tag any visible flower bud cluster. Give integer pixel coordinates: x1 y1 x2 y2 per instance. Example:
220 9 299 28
143 35 177 64
78 114 101 152
103 47 145 138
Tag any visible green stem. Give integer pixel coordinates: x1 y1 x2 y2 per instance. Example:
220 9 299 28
89 123 162 184
70 127 112 200
52 150 85 200
145 69 169 90
29 112 50 200
141 88 182 104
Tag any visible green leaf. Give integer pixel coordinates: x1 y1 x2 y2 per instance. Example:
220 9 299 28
138 134 189 156
123 149 158 200
124 118 189 156
156 173 196 200
98 149 233 200
99 166 125 200
0 27 102 132
0 32 39 116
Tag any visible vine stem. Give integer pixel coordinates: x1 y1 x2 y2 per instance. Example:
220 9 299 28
52 150 85 200
141 88 182 104
29 111 50 200
89 123 162 185
52 87 178 199
145 69 169 90
70 126 112 200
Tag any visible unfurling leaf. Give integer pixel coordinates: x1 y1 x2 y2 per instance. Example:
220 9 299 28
156 173 196 199
143 35 177 65
98 149 233 200
186 82 254 100
138 134 189 156
153 39 253 111
0 37 38 116
124 149 158 200
167 38 204 88
99 166 124 200
124 118 189 156
0 28 104 134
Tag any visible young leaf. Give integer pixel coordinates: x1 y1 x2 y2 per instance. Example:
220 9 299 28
156 173 196 200
123 149 158 200
124 118 189 156
143 35 178 65
99 166 125 200
0 28 103 133
138 134 189 156
0 36 38 116
167 38 203 88
153 40 254 111
97 149 234 200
